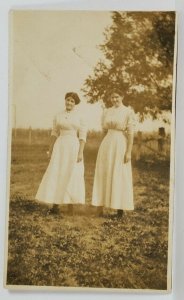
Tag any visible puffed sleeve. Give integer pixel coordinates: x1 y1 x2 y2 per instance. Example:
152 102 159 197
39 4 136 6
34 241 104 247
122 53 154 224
79 115 87 142
51 115 60 137
126 108 135 135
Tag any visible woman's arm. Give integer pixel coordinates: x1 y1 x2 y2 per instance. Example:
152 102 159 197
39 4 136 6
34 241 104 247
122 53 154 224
102 128 108 136
124 109 135 163
124 133 134 163
47 116 59 158
77 140 85 162
47 135 57 158
78 115 87 162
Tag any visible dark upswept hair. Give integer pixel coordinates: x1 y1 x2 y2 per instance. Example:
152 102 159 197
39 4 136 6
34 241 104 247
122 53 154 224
109 88 126 98
104 88 127 108
65 92 80 105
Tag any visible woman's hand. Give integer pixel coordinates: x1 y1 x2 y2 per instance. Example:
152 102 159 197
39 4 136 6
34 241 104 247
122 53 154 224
47 146 53 159
47 150 52 159
47 136 57 160
77 151 83 163
124 151 131 163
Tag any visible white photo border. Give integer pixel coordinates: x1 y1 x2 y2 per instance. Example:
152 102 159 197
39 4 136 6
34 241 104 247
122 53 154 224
1 1 184 300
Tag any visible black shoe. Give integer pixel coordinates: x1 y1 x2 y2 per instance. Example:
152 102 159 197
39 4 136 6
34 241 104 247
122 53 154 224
117 209 124 219
96 207 103 217
48 204 60 215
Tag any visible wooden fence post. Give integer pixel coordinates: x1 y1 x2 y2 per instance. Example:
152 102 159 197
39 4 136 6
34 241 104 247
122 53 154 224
28 126 32 145
158 127 166 154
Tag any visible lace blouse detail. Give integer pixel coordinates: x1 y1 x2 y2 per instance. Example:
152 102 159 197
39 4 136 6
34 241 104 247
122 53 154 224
102 105 135 135
51 109 87 142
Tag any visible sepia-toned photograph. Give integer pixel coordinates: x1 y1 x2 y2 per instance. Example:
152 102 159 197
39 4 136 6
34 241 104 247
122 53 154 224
5 10 177 291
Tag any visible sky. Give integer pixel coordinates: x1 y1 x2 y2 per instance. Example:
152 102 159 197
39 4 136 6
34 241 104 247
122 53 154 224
10 10 112 130
10 10 171 132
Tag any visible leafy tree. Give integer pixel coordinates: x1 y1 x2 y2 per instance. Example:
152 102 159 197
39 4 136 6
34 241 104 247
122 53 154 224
82 12 176 117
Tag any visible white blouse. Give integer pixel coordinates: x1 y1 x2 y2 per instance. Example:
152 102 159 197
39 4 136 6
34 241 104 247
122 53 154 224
102 105 135 135
51 109 87 142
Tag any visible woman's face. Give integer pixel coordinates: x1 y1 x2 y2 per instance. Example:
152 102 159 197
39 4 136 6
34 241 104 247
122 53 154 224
110 93 123 107
65 96 75 111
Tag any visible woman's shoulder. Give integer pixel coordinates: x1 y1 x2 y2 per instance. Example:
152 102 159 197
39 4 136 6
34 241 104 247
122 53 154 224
102 107 112 117
123 105 134 115
54 110 66 118
104 107 113 113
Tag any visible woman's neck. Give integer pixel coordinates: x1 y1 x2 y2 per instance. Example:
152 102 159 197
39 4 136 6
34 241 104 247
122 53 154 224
65 108 74 113
113 103 123 108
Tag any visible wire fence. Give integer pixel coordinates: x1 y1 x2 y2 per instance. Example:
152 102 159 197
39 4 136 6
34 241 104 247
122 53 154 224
11 128 171 162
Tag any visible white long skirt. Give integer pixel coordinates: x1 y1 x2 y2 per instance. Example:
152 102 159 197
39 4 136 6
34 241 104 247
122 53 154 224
35 135 85 205
92 130 134 210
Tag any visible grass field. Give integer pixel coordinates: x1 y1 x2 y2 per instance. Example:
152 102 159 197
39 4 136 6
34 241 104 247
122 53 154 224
6 135 171 290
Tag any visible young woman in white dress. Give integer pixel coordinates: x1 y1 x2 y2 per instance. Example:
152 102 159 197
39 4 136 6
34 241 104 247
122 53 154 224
92 90 134 218
35 92 87 215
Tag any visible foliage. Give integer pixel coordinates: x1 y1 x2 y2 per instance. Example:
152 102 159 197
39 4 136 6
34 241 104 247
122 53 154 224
7 137 170 289
82 12 176 117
